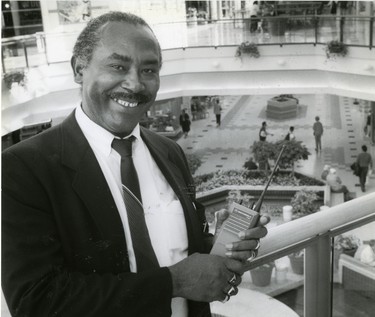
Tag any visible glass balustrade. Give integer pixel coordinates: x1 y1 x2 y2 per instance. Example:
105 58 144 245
2 15 374 73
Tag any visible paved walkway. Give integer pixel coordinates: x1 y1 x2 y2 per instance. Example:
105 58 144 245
177 94 375 201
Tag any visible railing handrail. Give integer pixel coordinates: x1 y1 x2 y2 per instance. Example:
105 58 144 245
245 193 375 270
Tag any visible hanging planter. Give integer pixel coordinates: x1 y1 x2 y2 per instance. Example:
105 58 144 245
235 41 260 58
325 40 348 59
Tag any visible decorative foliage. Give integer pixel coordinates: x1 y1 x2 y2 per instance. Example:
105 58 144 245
325 40 348 59
194 170 324 193
251 141 275 171
275 140 310 171
185 153 202 175
226 190 254 209
290 188 320 217
334 234 360 251
235 41 260 58
251 140 310 173
3 71 26 89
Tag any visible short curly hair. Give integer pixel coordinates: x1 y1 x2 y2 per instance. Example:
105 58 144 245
72 11 162 67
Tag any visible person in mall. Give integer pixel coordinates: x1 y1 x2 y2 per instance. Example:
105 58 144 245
356 145 373 192
213 97 222 127
284 126 295 141
354 239 375 266
313 116 324 152
326 168 350 201
259 121 273 141
321 164 331 181
2 11 270 317
179 108 191 138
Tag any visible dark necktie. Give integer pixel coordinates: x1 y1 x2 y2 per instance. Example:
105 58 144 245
111 136 159 271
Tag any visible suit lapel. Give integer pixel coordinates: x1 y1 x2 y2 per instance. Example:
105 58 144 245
60 112 126 241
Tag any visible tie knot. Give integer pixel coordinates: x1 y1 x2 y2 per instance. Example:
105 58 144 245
112 136 135 157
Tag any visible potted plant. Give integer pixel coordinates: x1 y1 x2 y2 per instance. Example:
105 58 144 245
226 189 254 209
250 262 275 286
290 188 320 219
334 234 360 257
288 250 304 275
274 140 310 176
3 71 26 90
251 141 274 172
325 40 348 59
235 41 260 58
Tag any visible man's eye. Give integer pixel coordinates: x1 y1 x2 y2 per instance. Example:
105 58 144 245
112 65 125 71
143 68 157 74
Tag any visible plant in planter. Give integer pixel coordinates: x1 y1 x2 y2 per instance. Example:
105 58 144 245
275 140 310 175
235 41 260 58
226 190 254 209
250 262 275 286
325 40 348 59
185 153 202 175
290 188 320 219
334 234 360 256
251 141 275 172
288 250 304 275
3 71 26 90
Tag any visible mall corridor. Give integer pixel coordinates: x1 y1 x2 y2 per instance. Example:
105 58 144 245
177 94 375 199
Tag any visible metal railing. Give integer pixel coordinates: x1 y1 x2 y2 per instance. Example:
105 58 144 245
2 15 374 73
246 193 375 317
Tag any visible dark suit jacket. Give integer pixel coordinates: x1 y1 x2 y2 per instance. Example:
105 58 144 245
2 111 211 317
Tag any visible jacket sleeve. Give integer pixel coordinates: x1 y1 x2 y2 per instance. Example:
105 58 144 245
2 150 173 317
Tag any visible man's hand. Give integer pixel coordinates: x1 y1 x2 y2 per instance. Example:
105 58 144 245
214 209 270 268
168 253 243 302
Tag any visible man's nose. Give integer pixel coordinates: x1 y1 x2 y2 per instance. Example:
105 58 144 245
120 69 144 92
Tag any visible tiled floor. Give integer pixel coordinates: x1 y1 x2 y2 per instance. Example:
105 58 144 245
177 94 375 201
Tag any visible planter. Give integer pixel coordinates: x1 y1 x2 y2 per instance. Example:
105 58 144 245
289 254 304 275
250 265 274 287
343 248 357 257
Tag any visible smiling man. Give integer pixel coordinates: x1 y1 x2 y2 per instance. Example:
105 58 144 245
2 12 268 317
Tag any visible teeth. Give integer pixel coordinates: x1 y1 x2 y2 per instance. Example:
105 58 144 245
112 98 138 108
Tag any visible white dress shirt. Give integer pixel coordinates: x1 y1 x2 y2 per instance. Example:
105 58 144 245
75 106 188 316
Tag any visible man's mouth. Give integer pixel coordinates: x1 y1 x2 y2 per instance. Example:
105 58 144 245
110 92 150 108
112 98 138 108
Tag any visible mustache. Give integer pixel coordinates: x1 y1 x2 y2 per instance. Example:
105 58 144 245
109 92 151 104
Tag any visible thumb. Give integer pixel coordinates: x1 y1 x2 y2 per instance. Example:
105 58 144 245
214 209 229 239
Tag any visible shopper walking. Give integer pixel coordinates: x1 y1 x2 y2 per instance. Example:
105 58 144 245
356 145 373 192
179 109 191 138
213 98 222 127
313 116 324 152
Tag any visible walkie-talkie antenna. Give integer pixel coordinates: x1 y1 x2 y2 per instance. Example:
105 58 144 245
253 145 286 213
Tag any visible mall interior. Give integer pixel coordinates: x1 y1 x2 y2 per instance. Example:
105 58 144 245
1 1 375 316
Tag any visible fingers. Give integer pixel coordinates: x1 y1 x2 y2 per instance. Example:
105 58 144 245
220 271 241 303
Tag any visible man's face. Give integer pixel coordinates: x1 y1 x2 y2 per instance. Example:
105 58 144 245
75 22 161 136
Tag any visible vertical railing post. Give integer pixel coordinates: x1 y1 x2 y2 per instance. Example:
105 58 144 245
340 16 344 42
369 17 373 49
304 236 332 317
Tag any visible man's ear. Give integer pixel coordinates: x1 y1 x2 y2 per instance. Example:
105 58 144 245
71 56 85 84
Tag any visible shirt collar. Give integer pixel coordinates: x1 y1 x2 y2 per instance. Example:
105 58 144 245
75 105 141 156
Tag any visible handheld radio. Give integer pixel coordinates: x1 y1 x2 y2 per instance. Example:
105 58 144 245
210 145 286 256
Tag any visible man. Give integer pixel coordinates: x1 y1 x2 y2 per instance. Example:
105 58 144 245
326 168 350 201
356 145 373 192
313 116 323 152
259 121 272 141
2 12 269 317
